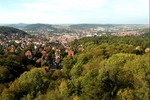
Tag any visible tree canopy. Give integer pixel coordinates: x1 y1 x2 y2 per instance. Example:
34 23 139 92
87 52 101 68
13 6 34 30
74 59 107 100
0 26 28 35
0 36 149 100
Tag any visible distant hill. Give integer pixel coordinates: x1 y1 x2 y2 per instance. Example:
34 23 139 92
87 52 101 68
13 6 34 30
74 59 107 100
22 24 72 34
23 24 53 31
0 26 28 35
69 24 114 30
6 23 28 28
21 24 55 34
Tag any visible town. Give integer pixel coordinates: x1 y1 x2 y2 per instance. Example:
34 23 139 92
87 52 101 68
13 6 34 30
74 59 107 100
0 24 149 71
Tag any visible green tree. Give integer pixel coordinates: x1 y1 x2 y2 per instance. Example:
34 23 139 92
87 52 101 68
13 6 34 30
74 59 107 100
1 68 51 100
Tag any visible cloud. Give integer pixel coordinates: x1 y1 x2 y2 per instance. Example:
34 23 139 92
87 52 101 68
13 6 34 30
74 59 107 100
23 0 106 12
0 0 149 24
19 0 107 23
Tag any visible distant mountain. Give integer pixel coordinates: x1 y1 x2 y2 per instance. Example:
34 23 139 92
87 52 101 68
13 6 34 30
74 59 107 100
5 23 29 28
22 24 72 34
0 26 28 35
23 24 54 31
24 24 53 30
21 24 55 34
69 24 114 30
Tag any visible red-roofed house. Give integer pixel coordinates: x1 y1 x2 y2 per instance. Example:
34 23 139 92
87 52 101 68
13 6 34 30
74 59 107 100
136 46 141 50
68 50 74 56
25 50 32 59
145 48 150 52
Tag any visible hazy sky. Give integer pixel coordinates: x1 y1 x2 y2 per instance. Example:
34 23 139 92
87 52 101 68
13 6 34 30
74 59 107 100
0 0 149 24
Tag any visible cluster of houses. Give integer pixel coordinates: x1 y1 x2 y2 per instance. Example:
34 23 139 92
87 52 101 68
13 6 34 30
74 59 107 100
0 26 149 71
136 46 150 53
24 45 75 70
114 31 140 36
54 48 61 63
0 33 75 70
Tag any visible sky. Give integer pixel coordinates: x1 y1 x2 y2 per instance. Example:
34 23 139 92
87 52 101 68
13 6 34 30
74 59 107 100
0 0 149 24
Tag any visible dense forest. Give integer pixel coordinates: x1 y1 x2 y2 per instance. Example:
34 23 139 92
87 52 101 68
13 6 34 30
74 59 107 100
140 28 150 37
0 26 28 35
70 36 150 49
0 36 149 100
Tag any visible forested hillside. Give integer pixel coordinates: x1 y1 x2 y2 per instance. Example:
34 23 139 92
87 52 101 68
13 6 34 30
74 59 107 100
0 26 28 35
0 36 149 100
6 23 28 28
23 24 53 31
22 24 72 34
70 36 150 49
140 28 150 37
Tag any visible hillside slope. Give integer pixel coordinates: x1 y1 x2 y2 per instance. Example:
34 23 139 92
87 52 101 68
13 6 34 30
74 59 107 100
0 26 28 35
69 24 113 30
22 24 71 34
